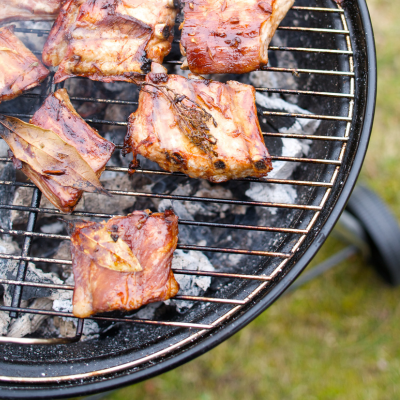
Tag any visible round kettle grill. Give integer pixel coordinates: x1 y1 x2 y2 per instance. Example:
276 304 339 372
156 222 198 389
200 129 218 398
0 0 376 398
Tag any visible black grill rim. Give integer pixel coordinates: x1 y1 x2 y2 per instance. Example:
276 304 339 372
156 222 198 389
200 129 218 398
0 0 376 397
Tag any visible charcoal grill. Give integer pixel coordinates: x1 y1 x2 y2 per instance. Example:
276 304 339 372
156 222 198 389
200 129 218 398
0 0 376 398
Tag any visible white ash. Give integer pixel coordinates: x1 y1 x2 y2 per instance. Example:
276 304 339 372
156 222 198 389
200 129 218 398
0 140 9 158
158 181 233 222
40 221 65 234
245 92 320 214
51 268 101 339
134 302 162 320
0 262 70 338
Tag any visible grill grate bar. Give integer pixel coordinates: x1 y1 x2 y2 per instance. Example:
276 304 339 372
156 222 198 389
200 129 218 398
21 93 139 106
14 26 349 36
0 278 244 305
271 156 341 165
170 44 353 54
0 267 270 284
0 306 214 330
256 88 353 98
262 111 352 121
21 88 352 101
261 66 354 76
264 132 348 141
106 166 333 187
0 243 290 262
0 154 339 172
0 181 323 210
0 110 352 124
278 26 349 34
268 46 352 54
14 28 49 35
0 207 307 233
290 6 343 12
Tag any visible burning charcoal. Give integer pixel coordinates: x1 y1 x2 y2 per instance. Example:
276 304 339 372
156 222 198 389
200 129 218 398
0 261 73 338
7 298 53 338
1 262 64 303
10 187 32 227
81 174 137 215
11 21 53 53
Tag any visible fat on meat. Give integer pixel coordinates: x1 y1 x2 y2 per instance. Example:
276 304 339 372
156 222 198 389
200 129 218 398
42 0 178 83
124 72 272 183
180 0 295 74
70 210 180 318
1 0 62 25
25 88 115 213
0 26 49 103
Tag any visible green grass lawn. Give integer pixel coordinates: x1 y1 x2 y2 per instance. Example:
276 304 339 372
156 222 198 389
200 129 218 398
101 1 400 398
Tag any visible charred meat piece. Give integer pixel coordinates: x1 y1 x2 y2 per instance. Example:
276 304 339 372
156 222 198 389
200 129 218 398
0 89 115 213
42 0 178 83
1 0 62 25
180 0 294 74
28 88 115 212
124 73 272 182
70 210 180 318
0 26 49 103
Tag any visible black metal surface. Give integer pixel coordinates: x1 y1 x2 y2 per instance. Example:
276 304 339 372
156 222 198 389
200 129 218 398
0 0 376 398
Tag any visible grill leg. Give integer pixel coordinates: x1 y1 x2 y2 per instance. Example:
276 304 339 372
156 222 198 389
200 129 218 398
288 184 400 292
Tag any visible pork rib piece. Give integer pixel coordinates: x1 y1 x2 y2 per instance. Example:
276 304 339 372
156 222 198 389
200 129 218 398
42 0 178 83
124 72 272 183
0 26 49 103
24 88 115 213
180 0 294 74
1 0 62 25
70 210 180 318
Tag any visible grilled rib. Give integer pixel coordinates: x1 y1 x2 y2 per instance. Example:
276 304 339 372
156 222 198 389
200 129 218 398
180 0 295 74
24 88 115 213
1 0 62 25
71 210 180 318
124 72 272 183
0 26 49 103
42 0 178 83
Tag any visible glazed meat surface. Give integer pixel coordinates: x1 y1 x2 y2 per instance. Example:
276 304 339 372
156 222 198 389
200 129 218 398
0 26 49 103
125 73 272 183
71 210 180 318
180 0 294 74
1 0 62 25
42 0 177 83
25 88 115 213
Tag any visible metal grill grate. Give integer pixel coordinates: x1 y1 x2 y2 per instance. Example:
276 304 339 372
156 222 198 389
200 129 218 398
0 1 357 383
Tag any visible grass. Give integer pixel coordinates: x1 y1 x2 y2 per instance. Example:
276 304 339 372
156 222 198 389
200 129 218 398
97 1 400 398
